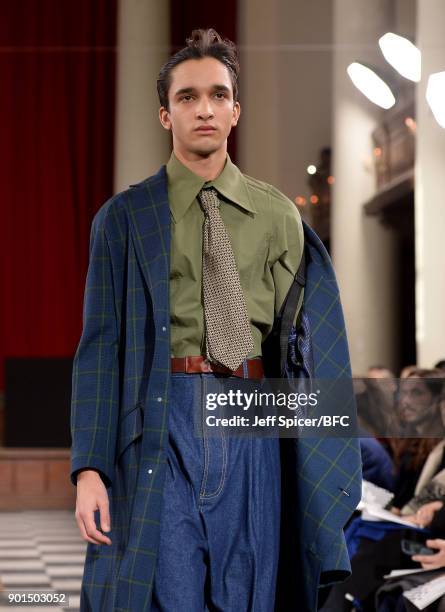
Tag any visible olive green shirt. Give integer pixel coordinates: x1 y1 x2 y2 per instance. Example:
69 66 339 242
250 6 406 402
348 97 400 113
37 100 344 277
167 151 304 359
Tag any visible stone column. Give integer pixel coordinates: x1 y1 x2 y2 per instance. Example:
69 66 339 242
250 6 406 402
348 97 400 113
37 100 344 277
415 0 445 367
114 0 170 192
331 0 399 374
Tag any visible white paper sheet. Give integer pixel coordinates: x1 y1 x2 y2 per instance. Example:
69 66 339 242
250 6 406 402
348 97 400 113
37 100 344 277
361 504 420 527
358 480 394 511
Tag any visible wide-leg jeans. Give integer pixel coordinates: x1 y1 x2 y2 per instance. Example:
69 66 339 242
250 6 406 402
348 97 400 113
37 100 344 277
150 372 281 612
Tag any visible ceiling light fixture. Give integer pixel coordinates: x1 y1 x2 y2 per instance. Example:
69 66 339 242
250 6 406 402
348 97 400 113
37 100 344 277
347 62 396 109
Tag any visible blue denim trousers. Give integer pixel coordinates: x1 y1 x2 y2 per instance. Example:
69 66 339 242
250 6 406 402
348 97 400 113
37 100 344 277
150 372 281 612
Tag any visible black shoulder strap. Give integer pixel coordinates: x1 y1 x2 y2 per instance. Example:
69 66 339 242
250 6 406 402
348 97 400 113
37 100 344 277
279 251 306 373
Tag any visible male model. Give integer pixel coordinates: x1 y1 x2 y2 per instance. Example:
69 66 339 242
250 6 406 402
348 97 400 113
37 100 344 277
71 28 361 612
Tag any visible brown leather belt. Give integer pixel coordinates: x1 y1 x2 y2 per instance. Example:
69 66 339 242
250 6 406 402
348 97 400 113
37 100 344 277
171 356 264 380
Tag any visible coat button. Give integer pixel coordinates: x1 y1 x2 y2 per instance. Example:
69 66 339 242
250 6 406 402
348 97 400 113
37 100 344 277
157 397 162 402
147 469 153 475
161 326 166 332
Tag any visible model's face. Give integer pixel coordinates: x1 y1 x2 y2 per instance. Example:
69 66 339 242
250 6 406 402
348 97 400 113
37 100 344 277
159 57 240 158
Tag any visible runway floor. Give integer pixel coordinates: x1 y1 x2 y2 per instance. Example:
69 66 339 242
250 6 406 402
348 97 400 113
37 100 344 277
0 511 85 611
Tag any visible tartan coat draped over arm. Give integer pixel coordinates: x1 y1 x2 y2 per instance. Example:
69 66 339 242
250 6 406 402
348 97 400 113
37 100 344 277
70 166 362 612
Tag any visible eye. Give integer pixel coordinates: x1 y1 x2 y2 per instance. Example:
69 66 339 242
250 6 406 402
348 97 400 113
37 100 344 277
180 95 193 102
214 92 227 99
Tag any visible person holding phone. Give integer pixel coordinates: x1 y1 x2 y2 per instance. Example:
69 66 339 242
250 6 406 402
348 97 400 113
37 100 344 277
375 534 445 611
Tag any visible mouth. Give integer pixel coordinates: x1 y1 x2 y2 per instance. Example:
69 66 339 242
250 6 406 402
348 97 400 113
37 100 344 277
400 408 417 420
401 410 410 418
195 126 217 133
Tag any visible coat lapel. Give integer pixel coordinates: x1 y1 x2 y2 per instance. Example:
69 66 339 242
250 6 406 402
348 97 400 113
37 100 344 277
125 166 170 326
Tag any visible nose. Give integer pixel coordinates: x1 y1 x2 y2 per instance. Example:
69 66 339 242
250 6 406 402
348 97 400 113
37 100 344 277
196 97 214 120
400 392 410 409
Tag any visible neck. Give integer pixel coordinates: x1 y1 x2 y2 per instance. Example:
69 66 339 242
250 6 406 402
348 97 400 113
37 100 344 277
173 146 227 180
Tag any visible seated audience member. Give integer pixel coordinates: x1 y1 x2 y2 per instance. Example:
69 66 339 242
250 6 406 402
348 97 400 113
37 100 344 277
386 369 445 510
356 366 398 437
375 387 445 611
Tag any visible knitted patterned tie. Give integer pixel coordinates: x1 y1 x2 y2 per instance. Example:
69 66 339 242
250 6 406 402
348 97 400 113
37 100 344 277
198 187 254 370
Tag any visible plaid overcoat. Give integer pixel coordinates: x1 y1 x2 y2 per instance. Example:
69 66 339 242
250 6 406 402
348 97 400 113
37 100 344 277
70 165 362 611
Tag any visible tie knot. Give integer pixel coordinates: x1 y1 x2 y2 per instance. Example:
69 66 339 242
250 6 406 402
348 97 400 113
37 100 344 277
198 187 220 213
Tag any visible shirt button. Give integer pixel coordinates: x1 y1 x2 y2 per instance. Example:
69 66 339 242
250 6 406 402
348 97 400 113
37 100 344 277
147 469 153 475
161 326 166 332
157 397 162 402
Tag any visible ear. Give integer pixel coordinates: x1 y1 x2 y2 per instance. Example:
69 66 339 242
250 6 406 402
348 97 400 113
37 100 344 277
159 106 172 131
231 101 241 127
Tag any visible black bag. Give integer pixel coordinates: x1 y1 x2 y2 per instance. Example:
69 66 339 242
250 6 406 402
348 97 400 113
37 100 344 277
261 251 306 378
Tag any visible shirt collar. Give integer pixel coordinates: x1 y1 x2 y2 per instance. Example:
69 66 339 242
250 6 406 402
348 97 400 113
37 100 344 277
166 151 256 223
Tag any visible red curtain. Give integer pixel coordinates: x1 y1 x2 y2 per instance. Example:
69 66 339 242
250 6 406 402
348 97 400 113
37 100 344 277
0 1 117 391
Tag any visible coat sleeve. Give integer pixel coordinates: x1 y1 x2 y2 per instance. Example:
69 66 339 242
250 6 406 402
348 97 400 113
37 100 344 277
70 205 120 488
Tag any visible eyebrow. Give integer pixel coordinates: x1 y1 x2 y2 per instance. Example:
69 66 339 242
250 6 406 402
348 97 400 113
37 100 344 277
174 84 231 97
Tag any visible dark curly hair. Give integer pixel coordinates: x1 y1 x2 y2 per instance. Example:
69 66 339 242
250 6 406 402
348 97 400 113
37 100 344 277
157 28 240 111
